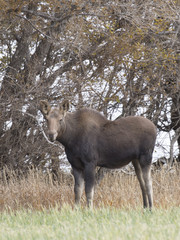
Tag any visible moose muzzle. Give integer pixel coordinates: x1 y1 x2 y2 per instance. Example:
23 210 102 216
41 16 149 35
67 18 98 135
49 131 58 142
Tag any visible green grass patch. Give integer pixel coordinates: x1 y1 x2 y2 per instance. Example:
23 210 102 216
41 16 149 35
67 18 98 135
0 206 180 240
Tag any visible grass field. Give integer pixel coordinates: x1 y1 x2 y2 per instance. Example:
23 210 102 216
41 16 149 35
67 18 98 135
0 206 180 240
0 166 180 240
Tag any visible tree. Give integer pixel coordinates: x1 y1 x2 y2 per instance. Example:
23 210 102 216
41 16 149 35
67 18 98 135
0 0 179 174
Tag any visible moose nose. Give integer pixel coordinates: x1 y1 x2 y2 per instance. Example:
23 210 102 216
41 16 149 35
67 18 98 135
49 132 58 142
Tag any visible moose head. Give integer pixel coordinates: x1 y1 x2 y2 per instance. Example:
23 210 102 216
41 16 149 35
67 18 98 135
40 100 69 142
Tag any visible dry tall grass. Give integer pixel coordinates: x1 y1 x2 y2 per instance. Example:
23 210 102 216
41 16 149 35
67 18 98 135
0 166 180 211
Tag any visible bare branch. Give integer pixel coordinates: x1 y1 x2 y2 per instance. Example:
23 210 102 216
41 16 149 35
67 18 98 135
17 110 60 147
15 14 51 39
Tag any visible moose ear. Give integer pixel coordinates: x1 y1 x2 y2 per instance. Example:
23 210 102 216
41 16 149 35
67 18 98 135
40 100 51 116
61 100 69 112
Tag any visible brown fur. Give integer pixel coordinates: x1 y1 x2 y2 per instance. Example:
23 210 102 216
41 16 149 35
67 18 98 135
40 101 157 209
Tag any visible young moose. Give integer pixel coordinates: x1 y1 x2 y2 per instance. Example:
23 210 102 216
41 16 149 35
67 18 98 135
40 100 157 209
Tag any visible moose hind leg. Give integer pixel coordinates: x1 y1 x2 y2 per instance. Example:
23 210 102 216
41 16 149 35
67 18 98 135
84 165 95 208
132 160 148 208
72 168 84 205
143 166 153 210
140 155 153 210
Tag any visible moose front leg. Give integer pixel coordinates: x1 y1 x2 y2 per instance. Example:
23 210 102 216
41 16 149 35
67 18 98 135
84 165 95 208
72 168 84 205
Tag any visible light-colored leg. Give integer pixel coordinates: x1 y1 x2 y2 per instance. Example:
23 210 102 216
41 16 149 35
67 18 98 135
139 155 153 210
133 160 148 208
142 166 153 210
72 168 84 205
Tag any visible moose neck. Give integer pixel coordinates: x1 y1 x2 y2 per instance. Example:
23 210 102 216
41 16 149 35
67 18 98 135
57 112 78 148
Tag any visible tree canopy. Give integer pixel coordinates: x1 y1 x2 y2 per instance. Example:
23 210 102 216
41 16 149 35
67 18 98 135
0 0 179 173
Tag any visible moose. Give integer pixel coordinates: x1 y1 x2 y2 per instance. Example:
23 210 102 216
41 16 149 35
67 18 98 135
40 100 157 209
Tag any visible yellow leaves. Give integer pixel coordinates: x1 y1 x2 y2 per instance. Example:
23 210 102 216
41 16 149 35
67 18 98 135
146 76 150 82
105 20 117 35
154 17 171 33
157 82 161 87
149 96 153 101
